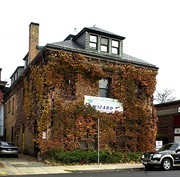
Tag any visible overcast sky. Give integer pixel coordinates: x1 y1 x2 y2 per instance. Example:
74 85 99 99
1 0 180 99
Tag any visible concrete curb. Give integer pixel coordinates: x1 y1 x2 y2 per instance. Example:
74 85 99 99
0 158 145 176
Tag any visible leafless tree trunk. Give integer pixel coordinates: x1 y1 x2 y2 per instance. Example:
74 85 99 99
154 88 176 103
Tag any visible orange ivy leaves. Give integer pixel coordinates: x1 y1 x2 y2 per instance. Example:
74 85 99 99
21 49 158 154
109 65 158 152
47 101 124 152
45 50 106 87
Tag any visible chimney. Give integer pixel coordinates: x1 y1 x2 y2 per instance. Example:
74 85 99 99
28 22 39 64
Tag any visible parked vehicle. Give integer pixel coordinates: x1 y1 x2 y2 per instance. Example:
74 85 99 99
0 141 18 157
141 142 180 170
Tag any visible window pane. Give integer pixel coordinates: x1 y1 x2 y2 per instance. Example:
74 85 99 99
101 38 108 45
90 35 97 42
112 47 118 54
99 79 108 89
99 89 107 97
90 43 97 49
101 45 108 52
112 40 119 47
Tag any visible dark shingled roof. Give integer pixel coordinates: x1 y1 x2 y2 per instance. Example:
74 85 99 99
47 40 157 69
73 26 126 41
51 40 83 50
46 26 157 69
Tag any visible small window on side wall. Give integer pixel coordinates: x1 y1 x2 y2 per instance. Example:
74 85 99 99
89 35 98 50
99 78 111 98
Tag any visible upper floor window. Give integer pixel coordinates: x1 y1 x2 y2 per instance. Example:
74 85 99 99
111 40 119 54
99 78 110 98
135 83 143 99
101 37 109 52
88 34 121 56
59 76 76 98
89 35 98 50
12 97 14 115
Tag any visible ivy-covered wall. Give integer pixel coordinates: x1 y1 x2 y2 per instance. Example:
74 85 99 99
14 49 158 154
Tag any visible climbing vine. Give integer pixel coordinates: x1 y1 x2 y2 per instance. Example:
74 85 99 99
14 49 158 154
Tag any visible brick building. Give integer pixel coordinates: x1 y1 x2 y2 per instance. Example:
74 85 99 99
155 100 180 143
3 22 158 156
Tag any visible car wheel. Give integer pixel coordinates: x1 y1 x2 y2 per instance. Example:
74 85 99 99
144 164 153 170
161 158 172 171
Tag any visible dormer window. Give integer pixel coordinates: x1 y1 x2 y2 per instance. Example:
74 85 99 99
89 35 98 50
88 33 122 56
101 37 109 52
111 40 119 54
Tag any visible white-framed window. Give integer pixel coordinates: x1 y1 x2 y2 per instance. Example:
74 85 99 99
99 78 110 98
101 37 109 52
89 35 98 50
89 34 120 55
111 40 119 54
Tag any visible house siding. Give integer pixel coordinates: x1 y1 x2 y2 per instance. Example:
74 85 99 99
75 32 86 48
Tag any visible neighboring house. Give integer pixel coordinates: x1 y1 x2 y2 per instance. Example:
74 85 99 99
3 22 158 157
155 100 180 143
0 68 7 139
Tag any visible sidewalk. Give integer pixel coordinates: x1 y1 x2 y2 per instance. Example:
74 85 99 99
0 161 144 176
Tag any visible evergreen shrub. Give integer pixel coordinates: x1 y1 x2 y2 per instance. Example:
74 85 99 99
45 149 142 164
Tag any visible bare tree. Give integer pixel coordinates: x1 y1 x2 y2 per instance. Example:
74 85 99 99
154 88 176 103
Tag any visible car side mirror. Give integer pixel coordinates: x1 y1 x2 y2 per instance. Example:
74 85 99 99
175 149 180 153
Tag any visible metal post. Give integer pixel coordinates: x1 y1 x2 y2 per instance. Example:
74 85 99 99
98 118 100 167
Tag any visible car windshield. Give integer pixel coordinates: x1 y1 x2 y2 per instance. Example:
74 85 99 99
8 142 16 147
158 143 178 151
0 142 16 147
0 142 9 146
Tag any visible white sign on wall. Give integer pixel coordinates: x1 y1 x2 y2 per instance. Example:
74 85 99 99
174 136 180 142
174 128 180 134
178 107 180 112
84 95 123 114
156 141 163 150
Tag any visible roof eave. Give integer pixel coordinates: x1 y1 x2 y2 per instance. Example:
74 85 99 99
46 44 158 70
73 27 126 41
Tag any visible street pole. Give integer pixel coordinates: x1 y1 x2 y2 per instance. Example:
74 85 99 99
98 118 100 167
